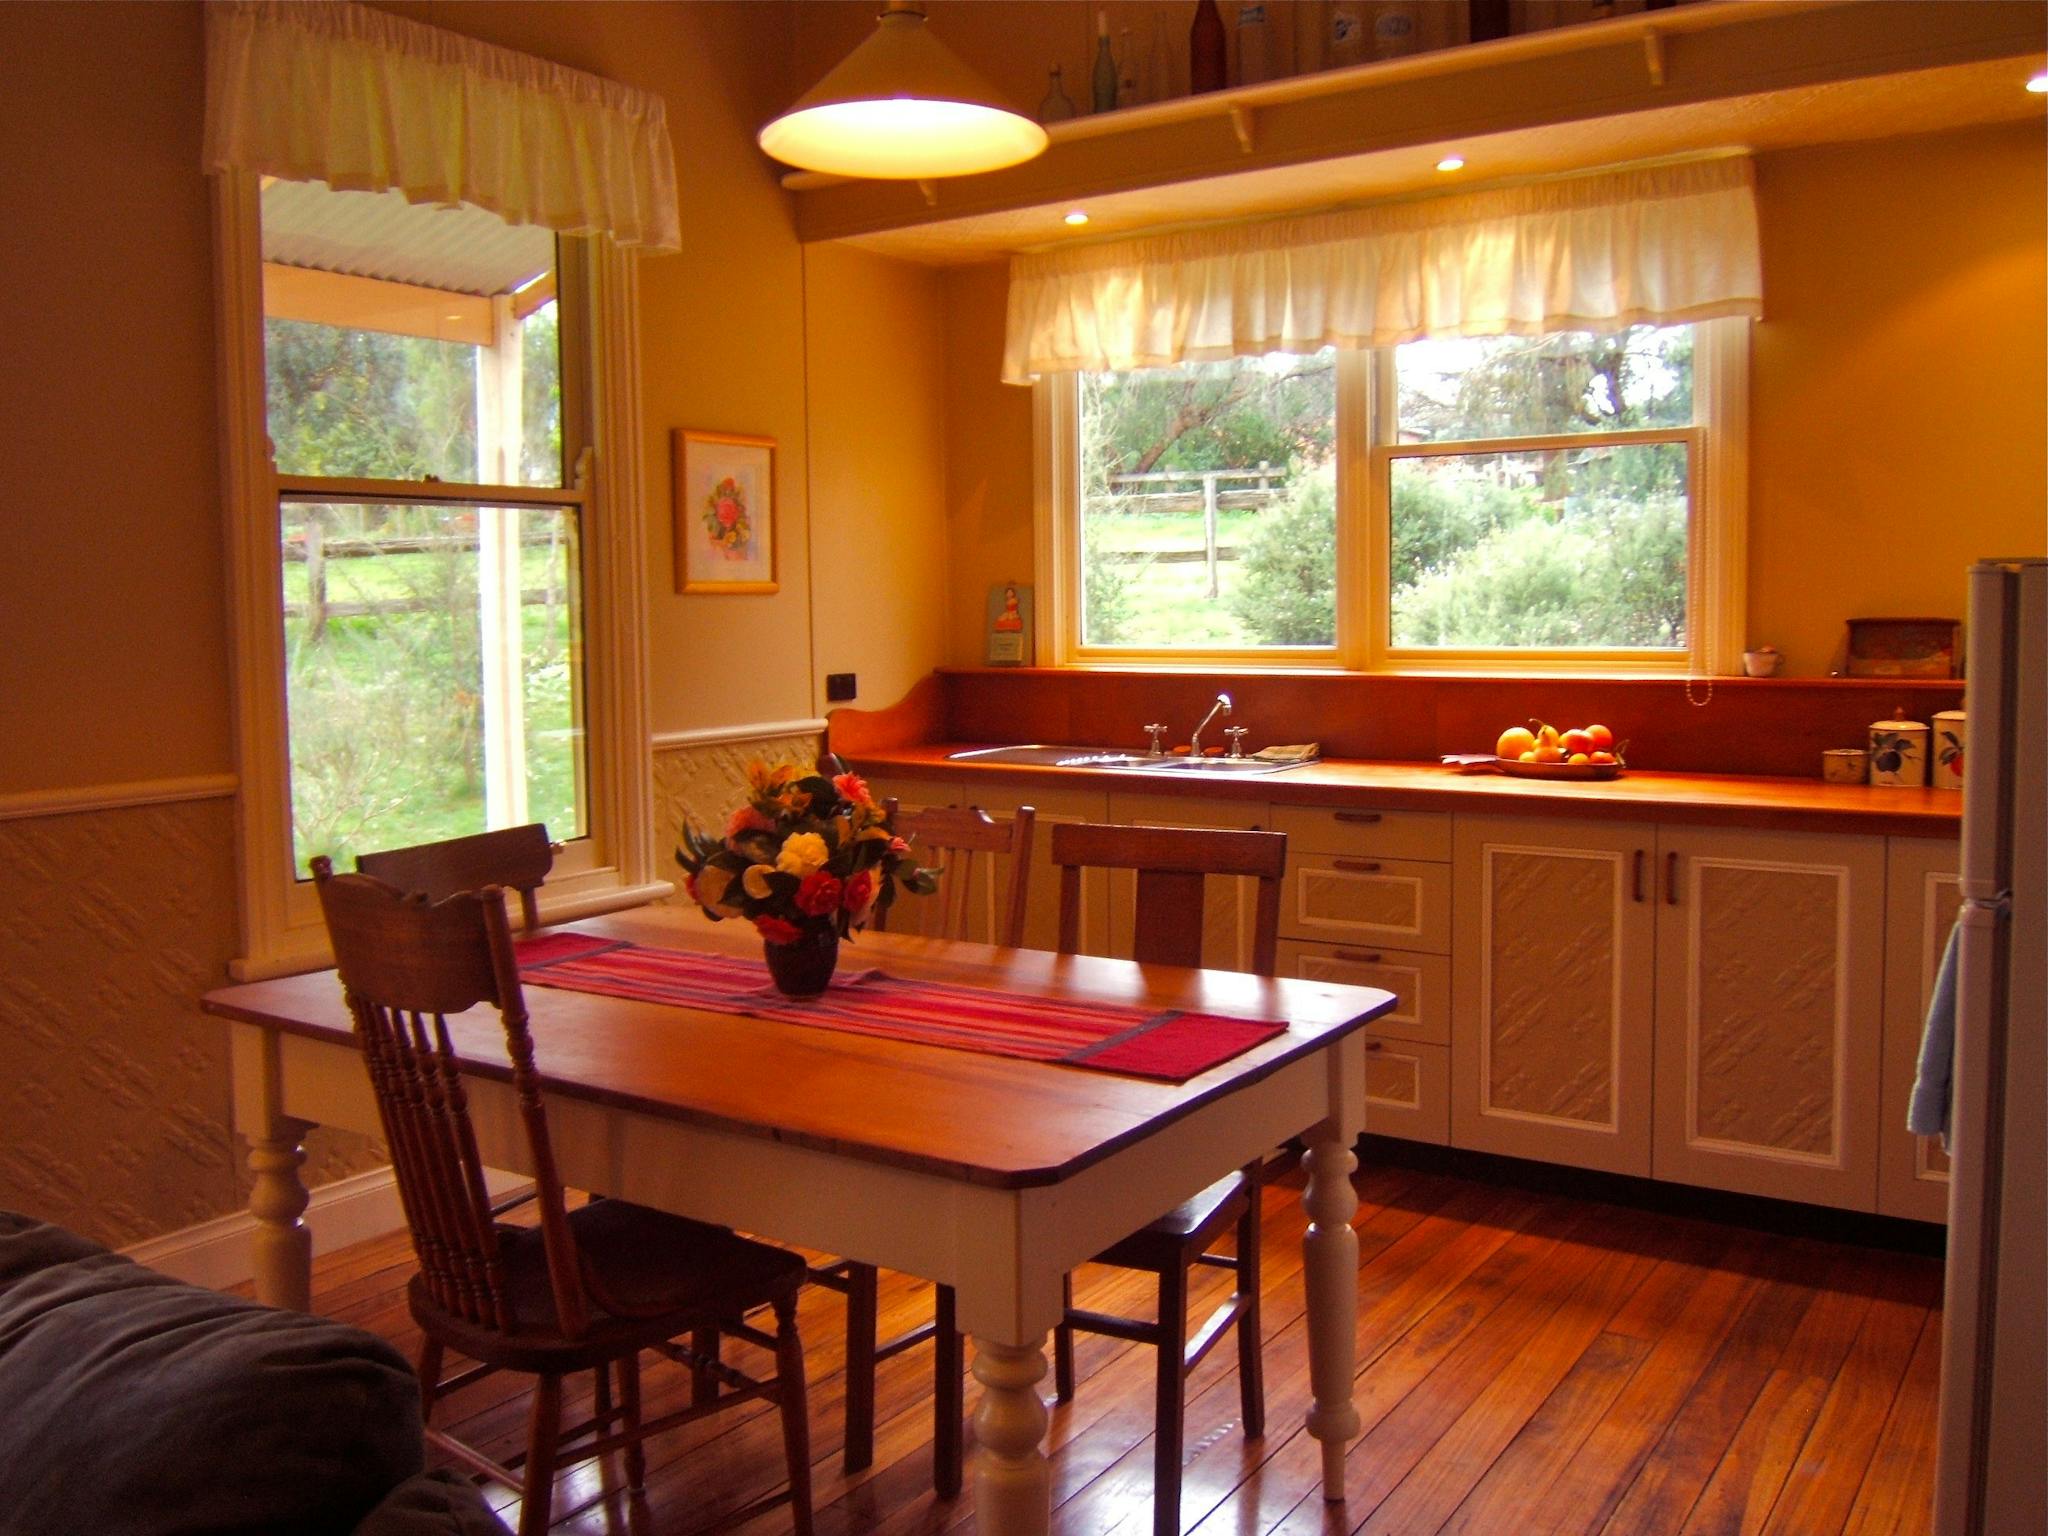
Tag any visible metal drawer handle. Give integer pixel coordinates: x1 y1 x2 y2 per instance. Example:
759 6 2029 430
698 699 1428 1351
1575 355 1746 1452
1334 858 1383 873
1334 948 1384 964
1334 811 1383 824
1666 851 1680 906
1632 849 1646 904
1364 1039 1383 1053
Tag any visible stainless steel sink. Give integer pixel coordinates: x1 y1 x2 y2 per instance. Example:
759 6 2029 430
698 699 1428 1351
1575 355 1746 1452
946 744 1311 775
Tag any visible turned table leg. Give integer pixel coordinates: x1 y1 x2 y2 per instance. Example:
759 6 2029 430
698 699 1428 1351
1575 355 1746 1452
247 1117 315 1311
970 1336 1051 1536
1302 1125 1361 1495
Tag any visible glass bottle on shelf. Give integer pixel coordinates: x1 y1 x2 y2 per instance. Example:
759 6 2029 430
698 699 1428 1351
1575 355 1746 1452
1237 2 1273 86
1038 64 1077 122
1118 27 1142 106
1190 0 1228 92
1148 9 1177 100
1091 10 1119 112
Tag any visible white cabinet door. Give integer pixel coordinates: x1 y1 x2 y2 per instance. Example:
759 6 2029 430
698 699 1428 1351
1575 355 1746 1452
1652 825 1887 1211
1879 836 1962 1222
967 780 1112 956
1451 814 1657 1176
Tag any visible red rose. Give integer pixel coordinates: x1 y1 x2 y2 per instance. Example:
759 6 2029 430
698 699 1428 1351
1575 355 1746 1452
716 498 740 527
841 868 878 915
795 871 843 916
754 915 803 945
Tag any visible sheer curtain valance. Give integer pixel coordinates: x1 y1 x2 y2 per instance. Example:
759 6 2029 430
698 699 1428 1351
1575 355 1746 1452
1003 156 1761 382
203 0 680 252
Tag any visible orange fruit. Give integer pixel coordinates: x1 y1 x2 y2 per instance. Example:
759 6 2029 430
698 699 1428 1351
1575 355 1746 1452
1568 752 1592 765
1562 728 1595 755
1534 744 1567 764
1497 726 1536 759
1519 749 1538 763
1590 750 1617 764
1586 724 1614 751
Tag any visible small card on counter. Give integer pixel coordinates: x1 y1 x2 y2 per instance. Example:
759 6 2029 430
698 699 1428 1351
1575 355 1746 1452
985 582 1033 665
1441 754 1498 773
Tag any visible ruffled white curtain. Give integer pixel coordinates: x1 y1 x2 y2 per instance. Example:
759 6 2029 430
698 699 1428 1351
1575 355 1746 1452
203 0 680 252
1004 156 1761 382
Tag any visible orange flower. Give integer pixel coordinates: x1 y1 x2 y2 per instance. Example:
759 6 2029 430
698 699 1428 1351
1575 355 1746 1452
754 915 803 945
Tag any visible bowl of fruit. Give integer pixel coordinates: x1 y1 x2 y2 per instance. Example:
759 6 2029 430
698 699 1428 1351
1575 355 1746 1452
1495 721 1625 780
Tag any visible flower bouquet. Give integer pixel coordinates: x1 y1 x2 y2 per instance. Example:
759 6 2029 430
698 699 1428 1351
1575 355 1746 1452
676 762 938 996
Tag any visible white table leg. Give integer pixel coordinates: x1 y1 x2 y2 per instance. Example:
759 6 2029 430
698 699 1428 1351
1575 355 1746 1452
970 1335 1051 1536
1302 1125 1361 1494
247 1116 315 1311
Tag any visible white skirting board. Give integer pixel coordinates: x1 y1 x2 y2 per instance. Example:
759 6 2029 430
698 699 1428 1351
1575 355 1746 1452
121 1166 533 1292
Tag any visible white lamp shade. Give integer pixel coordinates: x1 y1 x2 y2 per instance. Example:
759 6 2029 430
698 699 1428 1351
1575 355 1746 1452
758 7 1049 179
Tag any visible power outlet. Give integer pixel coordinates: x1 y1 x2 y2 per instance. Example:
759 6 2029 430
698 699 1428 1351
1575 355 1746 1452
825 672 857 703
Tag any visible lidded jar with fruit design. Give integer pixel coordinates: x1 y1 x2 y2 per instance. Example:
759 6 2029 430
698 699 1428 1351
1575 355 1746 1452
1931 709 1966 791
1868 713 1929 788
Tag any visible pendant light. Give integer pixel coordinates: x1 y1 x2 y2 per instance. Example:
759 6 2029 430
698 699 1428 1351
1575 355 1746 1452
758 2 1049 180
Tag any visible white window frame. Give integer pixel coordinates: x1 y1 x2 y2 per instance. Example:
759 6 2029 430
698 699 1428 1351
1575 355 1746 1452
212 170 665 980
1037 318 1749 676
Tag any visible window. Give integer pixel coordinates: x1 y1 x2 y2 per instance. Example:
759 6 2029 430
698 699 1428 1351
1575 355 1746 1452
263 182 585 875
1048 320 1745 673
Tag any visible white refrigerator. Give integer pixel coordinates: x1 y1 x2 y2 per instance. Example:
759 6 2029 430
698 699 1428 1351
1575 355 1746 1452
1933 558 2046 1535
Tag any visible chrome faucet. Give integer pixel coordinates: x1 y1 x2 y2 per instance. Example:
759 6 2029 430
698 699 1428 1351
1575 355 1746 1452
1189 692 1233 757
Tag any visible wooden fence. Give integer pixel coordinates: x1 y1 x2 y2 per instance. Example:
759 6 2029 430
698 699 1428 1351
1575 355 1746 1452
1100 465 1288 598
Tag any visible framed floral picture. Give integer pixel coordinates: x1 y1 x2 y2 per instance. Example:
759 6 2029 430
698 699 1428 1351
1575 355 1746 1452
674 429 777 593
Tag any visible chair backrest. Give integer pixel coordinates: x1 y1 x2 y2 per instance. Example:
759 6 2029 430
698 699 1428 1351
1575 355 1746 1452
877 801 1035 948
1049 821 1287 975
312 857 589 1339
355 824 555 932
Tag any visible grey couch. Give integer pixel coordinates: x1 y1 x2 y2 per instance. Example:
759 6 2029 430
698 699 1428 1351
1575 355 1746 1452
0 1210 509 1536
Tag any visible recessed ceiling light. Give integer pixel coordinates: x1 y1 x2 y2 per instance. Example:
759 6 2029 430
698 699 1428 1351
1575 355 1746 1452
1436 154 1466 172
1063 209 1090 226
2027 71 2047 93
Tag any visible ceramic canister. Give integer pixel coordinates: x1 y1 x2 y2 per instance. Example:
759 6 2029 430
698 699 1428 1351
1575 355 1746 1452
1822 748 1869 784
1931 710 1967 791
1868 716 1930 788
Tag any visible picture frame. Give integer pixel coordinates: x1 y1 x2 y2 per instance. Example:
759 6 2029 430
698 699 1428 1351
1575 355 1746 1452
674 428 777 594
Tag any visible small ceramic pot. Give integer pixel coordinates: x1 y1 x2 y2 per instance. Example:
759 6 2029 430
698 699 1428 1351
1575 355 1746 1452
1822 748 1868 784
1742 648 1783 678
1868 718 1929 788
1931 710 1966 791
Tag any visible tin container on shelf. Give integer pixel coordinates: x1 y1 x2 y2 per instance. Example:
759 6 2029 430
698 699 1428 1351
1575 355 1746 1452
1822 748 1869 784
1868 715 1929 788
1931 710 1967 791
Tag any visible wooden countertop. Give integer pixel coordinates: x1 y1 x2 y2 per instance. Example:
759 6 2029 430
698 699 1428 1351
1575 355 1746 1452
849 744 1964 838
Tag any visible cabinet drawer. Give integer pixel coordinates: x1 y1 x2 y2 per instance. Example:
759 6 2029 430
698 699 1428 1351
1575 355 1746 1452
1276 940 1449 1046
1364 1039 1448 1145
1281 854 1451 953
1271 803 1451 863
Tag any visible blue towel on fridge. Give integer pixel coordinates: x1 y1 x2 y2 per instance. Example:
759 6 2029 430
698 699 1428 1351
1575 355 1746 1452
1908 919 1961 1148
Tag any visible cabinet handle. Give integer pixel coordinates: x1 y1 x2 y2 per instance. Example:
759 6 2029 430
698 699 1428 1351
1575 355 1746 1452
1335 858 1383 873
1632 849 1646 903
1335 948 1384 964
1334 811 1383 824
1665 851 1680 906
1364 1039 1383 1053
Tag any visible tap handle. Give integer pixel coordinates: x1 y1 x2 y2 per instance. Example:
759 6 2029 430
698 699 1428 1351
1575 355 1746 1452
1143 723 1168 756
1224 726 1250 759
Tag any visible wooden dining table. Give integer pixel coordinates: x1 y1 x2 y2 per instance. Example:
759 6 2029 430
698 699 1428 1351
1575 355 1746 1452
201 904 1393 1536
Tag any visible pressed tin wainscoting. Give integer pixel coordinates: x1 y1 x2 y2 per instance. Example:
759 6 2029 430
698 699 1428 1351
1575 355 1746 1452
0 791 383 1248
651 722 827 899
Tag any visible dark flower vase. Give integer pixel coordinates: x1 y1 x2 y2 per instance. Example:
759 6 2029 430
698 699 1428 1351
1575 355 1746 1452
763 931 839 998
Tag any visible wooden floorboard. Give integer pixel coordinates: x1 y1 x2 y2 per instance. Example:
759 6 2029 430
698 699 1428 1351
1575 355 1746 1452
281 1166 1943 1536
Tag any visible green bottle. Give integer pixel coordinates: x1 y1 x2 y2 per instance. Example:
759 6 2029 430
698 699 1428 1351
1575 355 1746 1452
1091 10 1118 113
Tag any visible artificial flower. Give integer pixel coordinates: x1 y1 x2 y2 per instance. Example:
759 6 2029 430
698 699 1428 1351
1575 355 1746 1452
796 872 844 916
754 915 803 945
742 864 777 900
832 771 874 807
842 868 878 916
726 804 774 839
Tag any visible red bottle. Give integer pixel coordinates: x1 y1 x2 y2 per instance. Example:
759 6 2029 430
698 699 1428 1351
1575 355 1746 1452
1190 0 1227 93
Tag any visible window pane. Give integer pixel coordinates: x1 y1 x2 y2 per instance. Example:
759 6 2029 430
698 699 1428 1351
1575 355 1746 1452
260 181 561 487
1396 325 1693 442
281 501 585 875
1077 351 1337 649
1390 442 1689 649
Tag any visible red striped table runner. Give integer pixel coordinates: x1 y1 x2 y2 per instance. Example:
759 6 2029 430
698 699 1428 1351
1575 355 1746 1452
515 931 1287 1084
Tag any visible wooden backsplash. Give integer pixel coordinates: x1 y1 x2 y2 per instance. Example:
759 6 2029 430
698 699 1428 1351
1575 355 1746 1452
830 669 1968 779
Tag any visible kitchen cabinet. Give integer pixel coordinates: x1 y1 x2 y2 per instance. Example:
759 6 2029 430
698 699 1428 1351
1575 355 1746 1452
1451 814 1658 1176
1276 943 1452 1145
1651 826 1887 1210
1878 837 1962 1222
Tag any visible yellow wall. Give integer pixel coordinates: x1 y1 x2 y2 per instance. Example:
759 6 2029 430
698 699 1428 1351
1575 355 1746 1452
937 121 2048 675
1751 124 2047 675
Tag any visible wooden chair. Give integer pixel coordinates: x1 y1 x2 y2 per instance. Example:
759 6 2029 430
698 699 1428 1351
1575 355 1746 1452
1047 820 1287 1536
355 823 556 932
311 859 814 1536
872 800 1036 947
821 801 1035 1494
